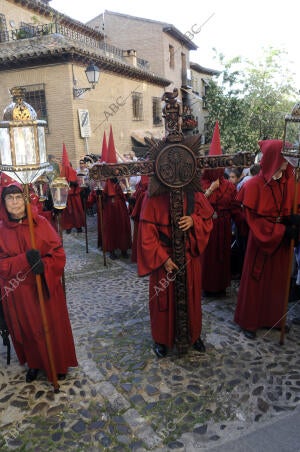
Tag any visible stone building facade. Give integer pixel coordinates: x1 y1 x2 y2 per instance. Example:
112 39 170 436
0 0 170 165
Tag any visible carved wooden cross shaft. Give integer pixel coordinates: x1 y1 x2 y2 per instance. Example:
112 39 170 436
89 89 254 355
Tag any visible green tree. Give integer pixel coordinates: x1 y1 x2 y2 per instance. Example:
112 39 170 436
204 48 298 152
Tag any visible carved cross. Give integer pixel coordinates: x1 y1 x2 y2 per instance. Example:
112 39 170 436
89 88 254 355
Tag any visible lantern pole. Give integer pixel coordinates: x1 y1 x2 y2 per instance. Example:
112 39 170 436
50 176 70 295
56 210 66 294
23 185 60 392
96 184 106 266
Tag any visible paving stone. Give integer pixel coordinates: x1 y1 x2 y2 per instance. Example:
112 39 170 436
1 216 300 450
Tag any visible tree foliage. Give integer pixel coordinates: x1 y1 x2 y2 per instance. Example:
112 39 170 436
204 48 298 153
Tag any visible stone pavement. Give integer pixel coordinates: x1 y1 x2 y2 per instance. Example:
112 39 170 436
1 214 300 451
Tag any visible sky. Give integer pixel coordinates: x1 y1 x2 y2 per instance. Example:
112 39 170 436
50 0 300 89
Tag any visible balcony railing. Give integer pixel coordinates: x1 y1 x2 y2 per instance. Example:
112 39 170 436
0 22 150 71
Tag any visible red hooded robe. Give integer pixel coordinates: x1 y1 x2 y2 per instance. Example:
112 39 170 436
130 176 149 263
234 139 296 332
201 168 238 292
137 191 213 348
0 184 78 381
60 144 85 231
102 127 132 253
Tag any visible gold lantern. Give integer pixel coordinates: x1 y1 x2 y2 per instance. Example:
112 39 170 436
0 87 48 183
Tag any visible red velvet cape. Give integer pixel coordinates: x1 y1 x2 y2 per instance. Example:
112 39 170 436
0 206 78 381
102 181 132 252
137 191 213 348
201 170 238 292
234 140 296 331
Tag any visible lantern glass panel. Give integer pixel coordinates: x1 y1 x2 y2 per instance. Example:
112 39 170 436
0 128 12 165
14 127 35 165
37 126 47 164
50 185 69 209
10 168 45 185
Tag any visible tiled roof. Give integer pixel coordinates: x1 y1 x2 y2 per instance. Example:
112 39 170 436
190 62 220 76
0 34 171 87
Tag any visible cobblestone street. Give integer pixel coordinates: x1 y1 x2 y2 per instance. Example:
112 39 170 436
1 215 300 451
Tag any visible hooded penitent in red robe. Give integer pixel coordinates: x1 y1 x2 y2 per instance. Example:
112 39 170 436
102 180 132 253
201 168 238 293
60 144 85 231
234 139 296 333
0 185 78 381
130 176 149 263
137 191 213 349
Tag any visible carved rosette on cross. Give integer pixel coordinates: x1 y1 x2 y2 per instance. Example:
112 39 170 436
89 88 254 355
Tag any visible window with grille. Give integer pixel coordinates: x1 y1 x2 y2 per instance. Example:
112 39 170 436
152 97 162 126
202 79 210 110
169 45 175 69
0 14 8 42
20 83 49 132
132 92 143 121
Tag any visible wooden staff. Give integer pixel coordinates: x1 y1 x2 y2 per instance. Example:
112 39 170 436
56 211 66 294
280 168 300 345
82 188 89 253
96 188 106 266
24 185 59 392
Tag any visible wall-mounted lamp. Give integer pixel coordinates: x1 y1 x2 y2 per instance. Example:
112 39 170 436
73 63 100 98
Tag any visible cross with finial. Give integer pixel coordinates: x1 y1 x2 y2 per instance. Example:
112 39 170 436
89 87 254 355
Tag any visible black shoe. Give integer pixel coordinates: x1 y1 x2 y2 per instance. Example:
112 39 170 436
153 343 167 358
109 251 117 260
76 227 83 233
65 229 72 234
26 368 39 382
121 251 129 259
193 337 206 353
243 329 256 339
57 373 66 380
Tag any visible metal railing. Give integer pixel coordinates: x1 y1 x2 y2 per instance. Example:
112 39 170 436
0 22 150 70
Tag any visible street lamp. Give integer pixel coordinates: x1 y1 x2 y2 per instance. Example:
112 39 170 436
0 87 60 392
73 63 100 98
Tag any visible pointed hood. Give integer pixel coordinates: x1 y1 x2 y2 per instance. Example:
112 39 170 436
258 139 291 182
103 126 118 195
209 121 222 156
107 125 117 164
60 143 77 182
100 131 108 162
62 143 70 167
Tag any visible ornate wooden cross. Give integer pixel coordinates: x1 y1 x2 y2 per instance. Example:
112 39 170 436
89 88 254 355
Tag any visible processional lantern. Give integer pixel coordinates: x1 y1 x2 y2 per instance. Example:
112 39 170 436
50 176 69 209
76 173 88 188
34 174 49 202
0 87 60 392
0 87 48 184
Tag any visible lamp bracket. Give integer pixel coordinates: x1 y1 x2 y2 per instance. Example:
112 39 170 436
73 87 92 98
